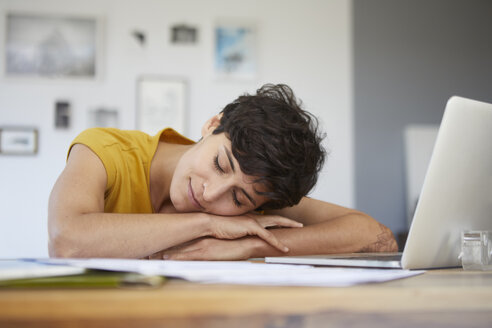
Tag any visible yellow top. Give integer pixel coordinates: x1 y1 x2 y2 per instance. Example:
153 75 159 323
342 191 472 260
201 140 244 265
68 128 194 213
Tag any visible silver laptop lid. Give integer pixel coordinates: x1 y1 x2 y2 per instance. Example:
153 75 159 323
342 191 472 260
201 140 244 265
402 96 492 269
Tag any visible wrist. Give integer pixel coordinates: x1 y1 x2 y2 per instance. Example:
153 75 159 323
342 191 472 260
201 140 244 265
198 212 214 238
243 236 268 259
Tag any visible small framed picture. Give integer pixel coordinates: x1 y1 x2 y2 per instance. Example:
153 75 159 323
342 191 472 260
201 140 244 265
88 108 119 128
214 20 257 80
4 12 103 80
54 100 71 129
170 24 198 45
0 127 38 155
136 76 187 136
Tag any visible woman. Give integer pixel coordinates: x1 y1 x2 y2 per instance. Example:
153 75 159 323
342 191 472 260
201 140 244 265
48 84 397 259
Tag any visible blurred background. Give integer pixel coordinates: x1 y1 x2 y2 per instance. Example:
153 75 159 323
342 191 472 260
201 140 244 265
0 0 491 258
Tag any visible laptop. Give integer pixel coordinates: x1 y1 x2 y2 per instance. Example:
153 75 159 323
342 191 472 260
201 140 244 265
266 96 492 270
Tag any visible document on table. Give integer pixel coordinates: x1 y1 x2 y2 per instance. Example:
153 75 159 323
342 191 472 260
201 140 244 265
0 260 85 281
36 258 424 287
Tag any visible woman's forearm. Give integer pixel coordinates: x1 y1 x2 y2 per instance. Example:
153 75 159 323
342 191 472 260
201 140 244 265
49 212 211 259
49 211 298 259
247 214 398 258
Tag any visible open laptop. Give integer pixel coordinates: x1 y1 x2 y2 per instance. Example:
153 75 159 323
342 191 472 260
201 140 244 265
266 96 492 270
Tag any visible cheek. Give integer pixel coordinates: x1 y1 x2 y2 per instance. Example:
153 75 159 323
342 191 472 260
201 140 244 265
174 150 202 181
169 177 184 211
185 148 209 177
169 160 190 211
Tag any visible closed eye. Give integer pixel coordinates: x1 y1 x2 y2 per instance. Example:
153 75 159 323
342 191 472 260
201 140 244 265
232 190 243 207
214 155 225 174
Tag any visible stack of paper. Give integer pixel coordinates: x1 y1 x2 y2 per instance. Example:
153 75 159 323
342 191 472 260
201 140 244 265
0 260 85 281
38 258 424 287
0 260 164 288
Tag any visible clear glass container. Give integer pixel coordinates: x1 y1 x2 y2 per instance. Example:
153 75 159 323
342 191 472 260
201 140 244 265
459 231 492 271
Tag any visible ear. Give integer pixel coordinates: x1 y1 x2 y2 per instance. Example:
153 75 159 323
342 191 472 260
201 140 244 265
201 113 223 138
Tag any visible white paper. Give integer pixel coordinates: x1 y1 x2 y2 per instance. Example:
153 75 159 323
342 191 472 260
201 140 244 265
0 260 85 281
36 258 424 287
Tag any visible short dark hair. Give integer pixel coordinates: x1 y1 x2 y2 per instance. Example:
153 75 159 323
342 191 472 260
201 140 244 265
213 83 326 210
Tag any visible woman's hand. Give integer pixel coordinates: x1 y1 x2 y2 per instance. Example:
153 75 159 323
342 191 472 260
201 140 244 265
206 213 302 253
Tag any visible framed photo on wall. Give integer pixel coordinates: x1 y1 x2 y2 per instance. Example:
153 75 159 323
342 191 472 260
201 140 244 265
170 24 198 45
88 108 119 128
214 20 257 80
136 76 187 136
0 127 38 155
4 12 103 79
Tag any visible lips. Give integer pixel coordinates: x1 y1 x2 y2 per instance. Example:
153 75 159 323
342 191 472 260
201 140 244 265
188 179 203 210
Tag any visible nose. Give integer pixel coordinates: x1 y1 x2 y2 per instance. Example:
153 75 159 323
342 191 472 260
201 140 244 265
202 178 233 203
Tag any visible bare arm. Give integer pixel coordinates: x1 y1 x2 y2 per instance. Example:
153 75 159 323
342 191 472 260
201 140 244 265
246 213 398 258
48 144 299 258
160 197 398 260
261 197 398 255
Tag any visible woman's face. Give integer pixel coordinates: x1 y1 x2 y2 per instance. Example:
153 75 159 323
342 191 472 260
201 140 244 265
169 120 268 216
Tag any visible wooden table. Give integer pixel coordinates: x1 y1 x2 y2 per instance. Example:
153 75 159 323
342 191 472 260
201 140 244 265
1 268 491 328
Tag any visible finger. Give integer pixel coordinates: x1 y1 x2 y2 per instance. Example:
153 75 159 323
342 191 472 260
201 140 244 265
252 225 289 253
258 216 303 229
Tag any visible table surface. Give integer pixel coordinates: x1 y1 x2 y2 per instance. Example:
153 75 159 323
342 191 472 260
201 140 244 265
1 267 492 328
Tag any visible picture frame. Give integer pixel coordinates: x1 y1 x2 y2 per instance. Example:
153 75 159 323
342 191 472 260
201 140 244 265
54 100 71 129
88 108 119 128
136 76 187 136
170 24 198 45
214 20 257 80
0 127 38 155
3 12 103 80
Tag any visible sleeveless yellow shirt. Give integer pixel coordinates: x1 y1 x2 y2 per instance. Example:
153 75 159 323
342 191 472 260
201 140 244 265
68 128 194 214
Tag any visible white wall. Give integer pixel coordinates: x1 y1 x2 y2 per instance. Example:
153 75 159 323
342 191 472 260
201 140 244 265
0 0 353 258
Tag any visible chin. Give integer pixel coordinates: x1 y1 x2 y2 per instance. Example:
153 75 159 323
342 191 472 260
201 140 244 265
171 196 196 213
168 193 184 213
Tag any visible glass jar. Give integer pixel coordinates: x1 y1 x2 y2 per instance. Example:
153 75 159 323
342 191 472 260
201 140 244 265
460 231 492 270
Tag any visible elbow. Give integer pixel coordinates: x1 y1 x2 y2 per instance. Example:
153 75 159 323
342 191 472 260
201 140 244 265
48 219 87 258
49 232 80 258
377 226 398 252
360 217 398 253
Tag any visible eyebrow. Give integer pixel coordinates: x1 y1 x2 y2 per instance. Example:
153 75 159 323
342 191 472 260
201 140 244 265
224 146 256 207
241 188 257 207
